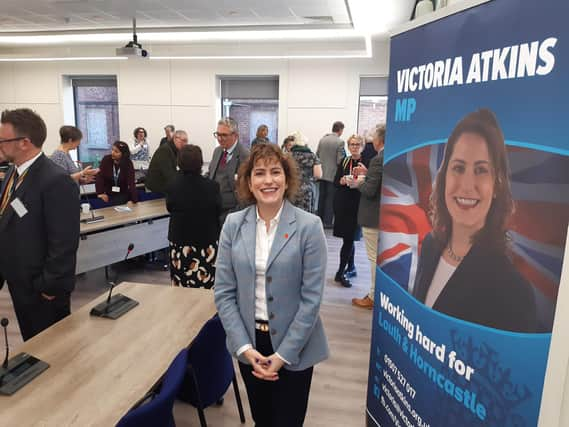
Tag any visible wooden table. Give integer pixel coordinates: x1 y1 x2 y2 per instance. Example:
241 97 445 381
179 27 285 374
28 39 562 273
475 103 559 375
0 282 216 427
77 199 169 274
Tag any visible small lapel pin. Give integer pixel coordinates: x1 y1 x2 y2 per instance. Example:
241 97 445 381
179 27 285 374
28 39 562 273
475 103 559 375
284 233 289 239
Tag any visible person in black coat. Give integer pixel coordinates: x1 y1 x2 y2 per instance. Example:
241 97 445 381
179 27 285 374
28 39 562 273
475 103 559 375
412 109 537 333
0 108 79 341
166 145 222 288
332 135 364 288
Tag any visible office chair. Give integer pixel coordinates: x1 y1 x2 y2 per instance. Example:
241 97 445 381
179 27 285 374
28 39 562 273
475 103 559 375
178 315 246 427
116 348 189 427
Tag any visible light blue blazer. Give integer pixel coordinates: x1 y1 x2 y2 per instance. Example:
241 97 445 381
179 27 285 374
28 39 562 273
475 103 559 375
214 200 329 371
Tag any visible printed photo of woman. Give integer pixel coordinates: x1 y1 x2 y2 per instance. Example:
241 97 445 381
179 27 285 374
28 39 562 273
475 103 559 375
412 109 538 333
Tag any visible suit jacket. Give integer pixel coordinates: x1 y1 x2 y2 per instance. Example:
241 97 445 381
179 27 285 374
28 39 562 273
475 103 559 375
413 233 538 333
145 139 178 193
206 142 250 212
316 133 345 182
165 172 222 246
0 154 80 297
357 150 383 228
214 200 330 371
361 142 378 168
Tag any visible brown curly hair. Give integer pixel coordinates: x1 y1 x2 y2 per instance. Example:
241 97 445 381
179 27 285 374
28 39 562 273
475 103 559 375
430 109 514 252
236 144 300 205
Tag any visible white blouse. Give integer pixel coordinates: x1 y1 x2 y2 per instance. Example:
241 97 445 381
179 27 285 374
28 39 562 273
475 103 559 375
254 203 283 321
425 256 457 308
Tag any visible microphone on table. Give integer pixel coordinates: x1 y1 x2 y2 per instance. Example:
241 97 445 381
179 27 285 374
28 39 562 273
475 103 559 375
90 243 139 319
2 318 8 369
80 182 105 224
106 243 135 305
0 317 50 395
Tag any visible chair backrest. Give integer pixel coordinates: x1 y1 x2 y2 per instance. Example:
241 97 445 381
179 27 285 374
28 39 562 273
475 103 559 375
178 315 234 408
116 348 189 427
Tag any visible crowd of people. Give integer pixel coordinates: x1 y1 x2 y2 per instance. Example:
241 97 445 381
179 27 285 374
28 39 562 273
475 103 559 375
0 108 384 426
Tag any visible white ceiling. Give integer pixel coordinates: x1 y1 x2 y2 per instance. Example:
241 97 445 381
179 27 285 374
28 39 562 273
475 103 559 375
0 0 352 32
0 0 416 58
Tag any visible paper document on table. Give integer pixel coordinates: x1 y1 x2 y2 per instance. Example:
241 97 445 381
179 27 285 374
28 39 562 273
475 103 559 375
114 206 132 212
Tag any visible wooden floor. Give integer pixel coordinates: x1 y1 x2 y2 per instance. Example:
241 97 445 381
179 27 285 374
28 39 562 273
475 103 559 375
0 229 373 426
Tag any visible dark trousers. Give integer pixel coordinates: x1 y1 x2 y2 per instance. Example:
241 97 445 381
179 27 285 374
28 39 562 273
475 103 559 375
338 238 355 274
317 181 335 227
8 283 71 341
239 330 314 427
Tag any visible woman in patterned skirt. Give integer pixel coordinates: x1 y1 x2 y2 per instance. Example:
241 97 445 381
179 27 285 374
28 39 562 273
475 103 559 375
166 145 222 288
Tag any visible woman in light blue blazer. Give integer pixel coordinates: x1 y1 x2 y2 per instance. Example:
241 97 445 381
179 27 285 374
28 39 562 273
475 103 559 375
215 143 329 427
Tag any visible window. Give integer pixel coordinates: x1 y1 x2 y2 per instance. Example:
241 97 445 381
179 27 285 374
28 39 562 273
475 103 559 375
357 77 388 139
73 78 120 165
220 77 279 147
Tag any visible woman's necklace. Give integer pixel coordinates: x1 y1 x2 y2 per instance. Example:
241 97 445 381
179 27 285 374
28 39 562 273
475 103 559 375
446 243 464 263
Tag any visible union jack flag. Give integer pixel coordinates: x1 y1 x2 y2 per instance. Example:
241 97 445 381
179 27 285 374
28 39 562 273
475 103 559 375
377 144 569 327
378 144 444 293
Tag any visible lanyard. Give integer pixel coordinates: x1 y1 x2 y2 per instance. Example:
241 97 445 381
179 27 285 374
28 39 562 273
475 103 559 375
113 164 120 186
0 169 28 215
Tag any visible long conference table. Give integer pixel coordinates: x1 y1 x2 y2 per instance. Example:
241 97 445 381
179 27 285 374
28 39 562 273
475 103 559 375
77 199 170 274
0 282 216 426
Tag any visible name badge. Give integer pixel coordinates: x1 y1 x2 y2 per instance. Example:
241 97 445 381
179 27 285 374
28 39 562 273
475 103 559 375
11 198 28 218
112 186 121 193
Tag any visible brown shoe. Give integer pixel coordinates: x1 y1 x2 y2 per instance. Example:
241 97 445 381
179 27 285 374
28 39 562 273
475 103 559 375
352 295 374 309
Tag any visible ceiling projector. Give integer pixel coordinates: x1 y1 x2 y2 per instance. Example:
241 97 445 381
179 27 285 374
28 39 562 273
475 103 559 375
116 18 149 59
116 41 149 58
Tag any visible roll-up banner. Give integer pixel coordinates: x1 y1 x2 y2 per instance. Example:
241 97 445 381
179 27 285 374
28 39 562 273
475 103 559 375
366 0 569 426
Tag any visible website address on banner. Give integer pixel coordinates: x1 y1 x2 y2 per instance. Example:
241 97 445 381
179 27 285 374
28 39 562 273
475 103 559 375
384 354 416 399
383 383 414 427
380 393 402 427
383 358 430 427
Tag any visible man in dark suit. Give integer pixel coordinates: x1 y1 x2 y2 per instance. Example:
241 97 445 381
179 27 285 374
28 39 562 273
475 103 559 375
146 129 188 193
0 108 79 341
206 117 250 224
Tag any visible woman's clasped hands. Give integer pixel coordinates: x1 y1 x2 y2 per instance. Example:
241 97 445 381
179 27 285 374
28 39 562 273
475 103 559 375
243 348 285 381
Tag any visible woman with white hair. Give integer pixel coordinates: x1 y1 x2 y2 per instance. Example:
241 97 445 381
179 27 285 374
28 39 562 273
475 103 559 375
289 132 322 213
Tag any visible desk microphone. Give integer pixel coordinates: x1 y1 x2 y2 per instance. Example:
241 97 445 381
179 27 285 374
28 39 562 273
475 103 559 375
106 243 135 305
0 317 49 395
91 243 139 319
1 318 8 369
80 183 104 224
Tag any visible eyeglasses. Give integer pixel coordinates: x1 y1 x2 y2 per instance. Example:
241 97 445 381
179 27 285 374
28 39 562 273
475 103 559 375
213 132 234 139
348 143 361 147
0 136 26 144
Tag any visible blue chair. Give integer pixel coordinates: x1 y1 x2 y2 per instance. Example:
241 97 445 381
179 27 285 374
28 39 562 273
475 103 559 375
178 315 246 427
116 348 189 427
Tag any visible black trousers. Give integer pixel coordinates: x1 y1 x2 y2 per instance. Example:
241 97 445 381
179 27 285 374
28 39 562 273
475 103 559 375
7 282 71 341
317 181 335 227
338 238 355 274
239 329 314 427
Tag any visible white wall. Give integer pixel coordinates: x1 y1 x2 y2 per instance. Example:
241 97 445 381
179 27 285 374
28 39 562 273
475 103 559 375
0 40 389 162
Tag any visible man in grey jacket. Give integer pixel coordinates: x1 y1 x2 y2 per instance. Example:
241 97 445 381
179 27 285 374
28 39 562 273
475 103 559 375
316 121 345 228
352 125 385 309
207 117 250 224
